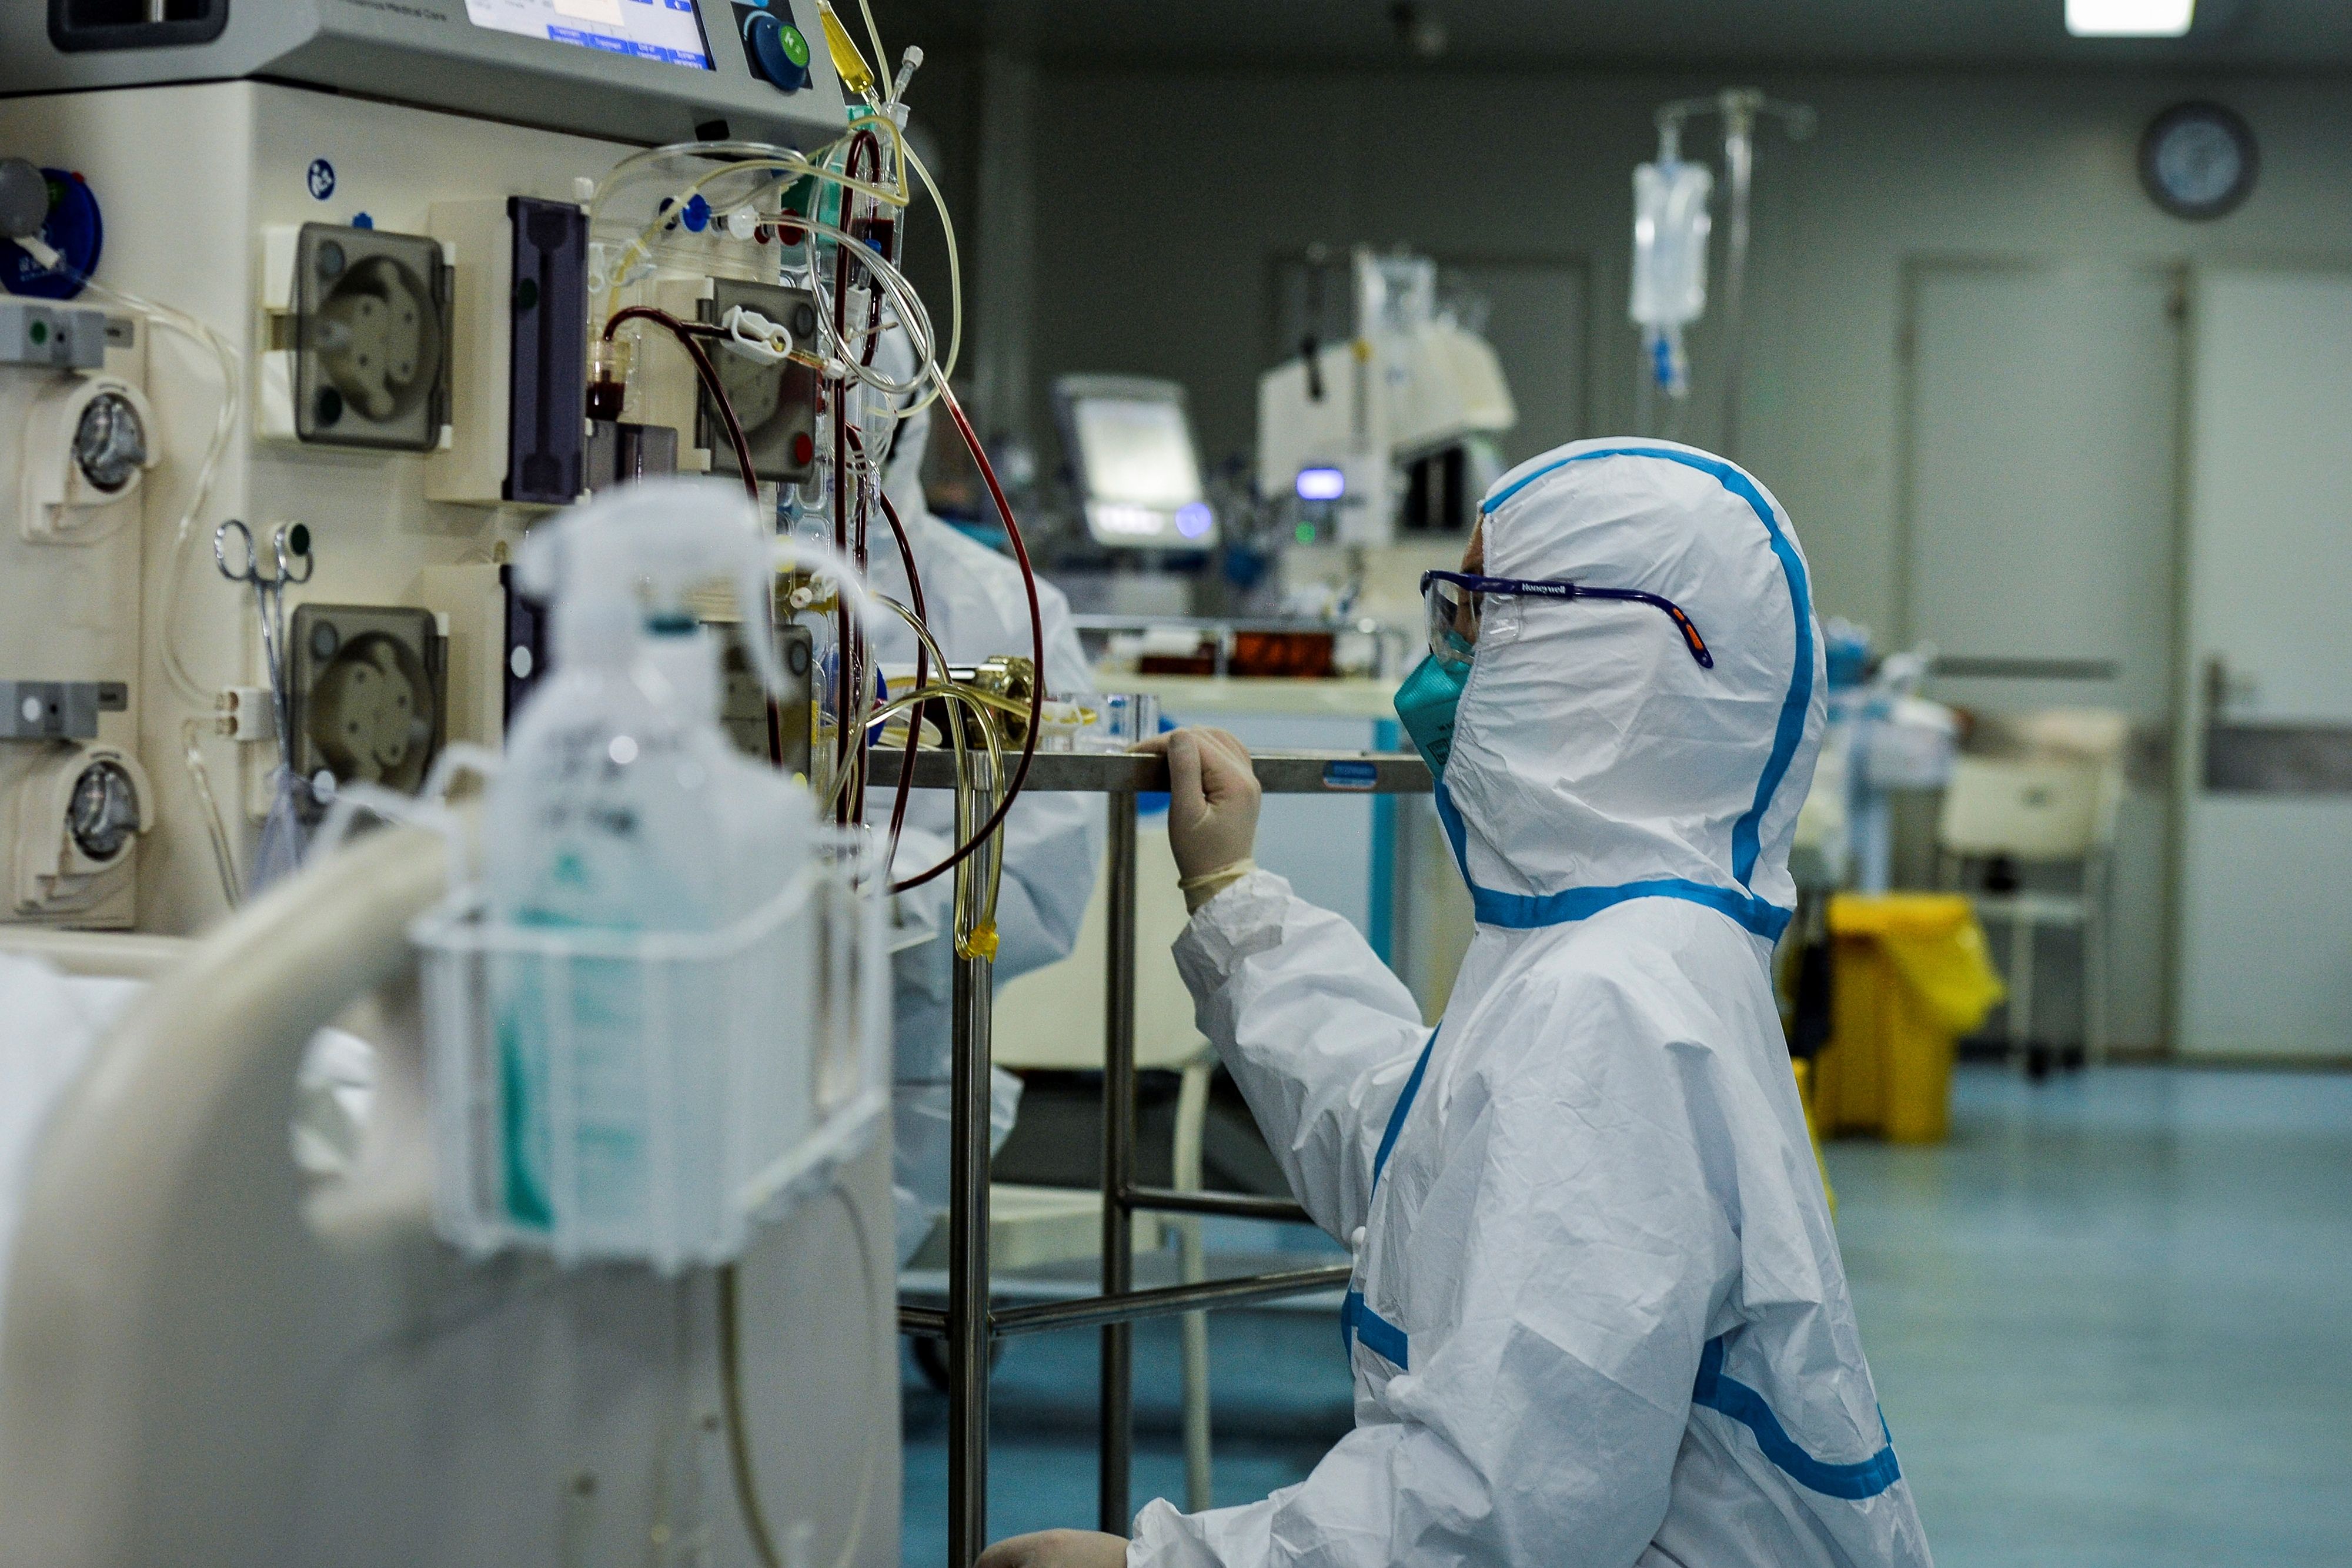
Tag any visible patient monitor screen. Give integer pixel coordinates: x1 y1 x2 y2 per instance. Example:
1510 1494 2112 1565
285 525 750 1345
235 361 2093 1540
465 0 715 68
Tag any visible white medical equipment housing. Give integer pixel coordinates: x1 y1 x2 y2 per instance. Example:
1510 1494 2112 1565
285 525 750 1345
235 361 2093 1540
1256 250 1515 546
1 1 850 150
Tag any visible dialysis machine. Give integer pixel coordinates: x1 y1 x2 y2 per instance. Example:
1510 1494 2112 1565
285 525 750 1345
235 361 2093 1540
0 5 917 1564
1255 248 1515 623
0 0 863 935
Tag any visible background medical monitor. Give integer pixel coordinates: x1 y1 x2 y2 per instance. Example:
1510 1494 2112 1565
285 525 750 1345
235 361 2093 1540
1056 376 1217 550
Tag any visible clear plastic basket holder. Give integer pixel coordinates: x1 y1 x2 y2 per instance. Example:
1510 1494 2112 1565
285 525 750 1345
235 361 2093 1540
413 831 888 1275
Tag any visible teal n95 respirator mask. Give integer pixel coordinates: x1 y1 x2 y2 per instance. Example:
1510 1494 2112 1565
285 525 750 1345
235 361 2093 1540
1393 653 1468 778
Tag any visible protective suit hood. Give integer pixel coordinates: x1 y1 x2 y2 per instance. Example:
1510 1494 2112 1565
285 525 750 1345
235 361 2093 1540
1442 437 1825 941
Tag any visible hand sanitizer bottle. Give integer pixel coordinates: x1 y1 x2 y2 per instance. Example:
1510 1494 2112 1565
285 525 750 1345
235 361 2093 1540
487 478 814 1256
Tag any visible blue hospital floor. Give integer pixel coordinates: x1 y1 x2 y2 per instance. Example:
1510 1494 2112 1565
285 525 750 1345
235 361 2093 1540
901 1065 2352 1566
1832 1064 2352 1567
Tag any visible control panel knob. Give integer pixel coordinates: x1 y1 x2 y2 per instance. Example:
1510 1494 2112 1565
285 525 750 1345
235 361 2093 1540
744 11 811 92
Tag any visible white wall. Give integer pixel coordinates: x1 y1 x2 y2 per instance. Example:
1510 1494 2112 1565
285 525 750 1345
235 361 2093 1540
1014 65 2352 634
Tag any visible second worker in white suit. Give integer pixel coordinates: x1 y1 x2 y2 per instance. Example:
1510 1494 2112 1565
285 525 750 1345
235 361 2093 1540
867 332 1102 1265
984 439 1932 1568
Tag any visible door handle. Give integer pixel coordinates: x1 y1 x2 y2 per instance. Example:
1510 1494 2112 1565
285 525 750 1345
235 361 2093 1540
2204 656 2258 727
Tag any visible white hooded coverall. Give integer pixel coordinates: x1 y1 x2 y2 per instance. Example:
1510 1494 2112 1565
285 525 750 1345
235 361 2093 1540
1134 440 1932 1567
863 343 1104 1264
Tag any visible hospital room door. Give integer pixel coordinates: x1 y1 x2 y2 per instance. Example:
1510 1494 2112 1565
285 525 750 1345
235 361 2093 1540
2174 269 2352 1059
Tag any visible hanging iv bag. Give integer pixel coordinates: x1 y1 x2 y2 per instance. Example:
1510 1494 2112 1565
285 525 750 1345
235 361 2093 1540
1630 160 1713 399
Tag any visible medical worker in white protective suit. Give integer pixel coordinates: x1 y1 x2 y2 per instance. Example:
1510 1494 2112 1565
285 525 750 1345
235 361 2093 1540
982 439 1932 1568
868 331 1102 1265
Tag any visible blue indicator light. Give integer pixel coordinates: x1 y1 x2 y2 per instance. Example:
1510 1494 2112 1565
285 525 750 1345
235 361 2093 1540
1296 466 1346 502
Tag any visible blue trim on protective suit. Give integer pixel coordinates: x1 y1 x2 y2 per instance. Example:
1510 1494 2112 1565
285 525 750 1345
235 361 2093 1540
1433 780 1792 941
1478 444 1816 901
1371 1026 1440 1193
1692 1337 1902 1500
1341 1290 1411 1369
1341 1028 1441 1370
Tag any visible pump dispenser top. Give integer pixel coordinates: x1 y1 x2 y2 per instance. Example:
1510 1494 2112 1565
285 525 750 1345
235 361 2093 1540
513 476 790 697
489 476 816 937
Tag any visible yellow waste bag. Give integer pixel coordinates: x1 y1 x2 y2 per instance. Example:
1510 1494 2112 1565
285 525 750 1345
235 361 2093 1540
1815 894 2006 1144
1830 894 2007 1036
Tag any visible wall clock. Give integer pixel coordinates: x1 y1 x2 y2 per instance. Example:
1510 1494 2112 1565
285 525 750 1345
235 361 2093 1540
2139 102 2257 220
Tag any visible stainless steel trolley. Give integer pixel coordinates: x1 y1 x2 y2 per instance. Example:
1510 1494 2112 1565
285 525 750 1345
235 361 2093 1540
893 747 1434 1566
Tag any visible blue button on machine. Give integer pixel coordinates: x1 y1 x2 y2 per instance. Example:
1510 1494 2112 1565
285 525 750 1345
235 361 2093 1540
744 10 810 92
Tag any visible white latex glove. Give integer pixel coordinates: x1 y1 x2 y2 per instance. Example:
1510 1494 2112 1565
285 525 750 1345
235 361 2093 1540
1132 726 1261 909
977 1530 1129 1568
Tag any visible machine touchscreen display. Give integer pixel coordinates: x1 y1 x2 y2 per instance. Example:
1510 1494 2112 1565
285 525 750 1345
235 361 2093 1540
465 0 714 69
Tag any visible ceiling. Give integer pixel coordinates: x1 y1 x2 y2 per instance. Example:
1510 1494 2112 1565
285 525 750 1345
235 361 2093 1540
880 0 2352 71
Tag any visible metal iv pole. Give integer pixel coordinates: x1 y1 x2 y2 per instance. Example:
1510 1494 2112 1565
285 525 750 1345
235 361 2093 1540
1651 88 1813 461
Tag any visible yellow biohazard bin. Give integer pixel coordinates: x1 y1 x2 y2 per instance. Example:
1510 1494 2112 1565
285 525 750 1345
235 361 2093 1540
1813 894 2005 1144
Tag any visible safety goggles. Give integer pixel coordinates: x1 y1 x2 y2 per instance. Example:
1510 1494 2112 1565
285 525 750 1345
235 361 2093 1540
1420 570 1714 672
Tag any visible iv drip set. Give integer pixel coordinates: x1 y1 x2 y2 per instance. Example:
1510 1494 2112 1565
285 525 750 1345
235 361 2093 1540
1630 88 1815 453
569 44 1053 927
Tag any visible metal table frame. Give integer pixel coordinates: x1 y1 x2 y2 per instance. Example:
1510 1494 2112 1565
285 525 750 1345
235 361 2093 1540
892 748 1433 1565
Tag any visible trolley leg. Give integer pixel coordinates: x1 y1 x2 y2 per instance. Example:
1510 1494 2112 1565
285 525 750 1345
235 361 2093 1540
1099 793 1140 1535
1175 1059 1215 1513
948 757 1000 1567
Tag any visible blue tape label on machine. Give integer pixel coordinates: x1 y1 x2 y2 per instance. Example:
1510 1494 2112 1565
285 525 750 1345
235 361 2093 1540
1322 760 1379 792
